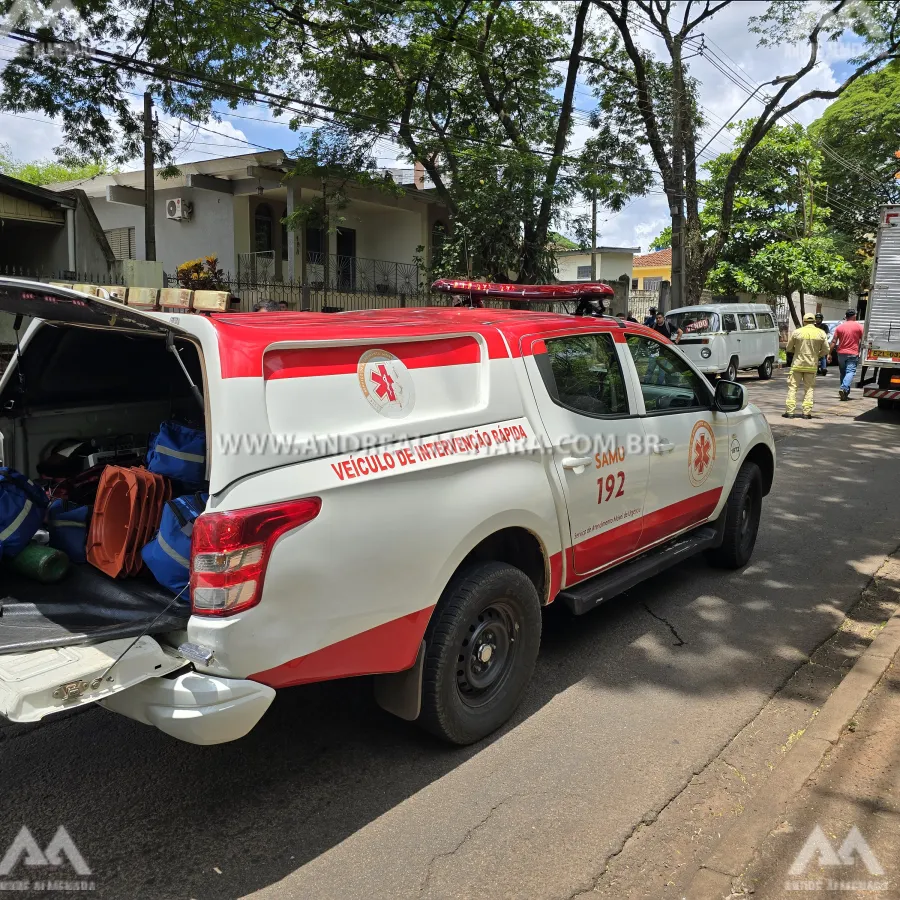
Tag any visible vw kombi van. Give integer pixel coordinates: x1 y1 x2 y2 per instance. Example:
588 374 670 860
666 304 780 381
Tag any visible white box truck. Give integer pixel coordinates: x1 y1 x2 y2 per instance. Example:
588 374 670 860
860 205 900 409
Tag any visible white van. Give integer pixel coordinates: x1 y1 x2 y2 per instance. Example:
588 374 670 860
666 304 780 381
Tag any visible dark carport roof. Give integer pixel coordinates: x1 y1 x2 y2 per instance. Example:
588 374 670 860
0 173 77 209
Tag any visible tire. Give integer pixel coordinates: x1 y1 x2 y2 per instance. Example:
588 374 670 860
725 357 738 382
418 561 542 745
707 461 763 570
757 357 774 380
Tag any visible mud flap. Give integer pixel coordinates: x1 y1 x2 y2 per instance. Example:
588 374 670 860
0 636 187 723
373 640 425 721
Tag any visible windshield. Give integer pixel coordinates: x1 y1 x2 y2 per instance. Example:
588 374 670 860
666 311 720 334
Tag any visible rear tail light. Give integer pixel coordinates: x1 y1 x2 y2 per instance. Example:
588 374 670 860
190 497 321 616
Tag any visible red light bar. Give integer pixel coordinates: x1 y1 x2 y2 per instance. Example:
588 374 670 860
431 278 614 300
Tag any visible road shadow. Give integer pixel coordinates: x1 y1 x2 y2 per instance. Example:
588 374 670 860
0 418 898 899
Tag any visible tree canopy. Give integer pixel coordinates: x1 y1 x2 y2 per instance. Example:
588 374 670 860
1 0 898 287
809 59 900 245
0 143 113 185
699 121 857 325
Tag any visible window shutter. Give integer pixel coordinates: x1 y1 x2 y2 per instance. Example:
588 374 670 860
104 227 136 260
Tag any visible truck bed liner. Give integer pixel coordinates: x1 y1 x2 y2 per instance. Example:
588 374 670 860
0 566 189 655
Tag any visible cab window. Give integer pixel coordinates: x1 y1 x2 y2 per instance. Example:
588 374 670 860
537 332 630 417
723 313 737 332
738 313 757 330
625 335 711 413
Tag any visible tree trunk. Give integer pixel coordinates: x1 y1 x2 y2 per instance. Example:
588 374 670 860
683 217 705 305
786 285 801 329
798 285 806 319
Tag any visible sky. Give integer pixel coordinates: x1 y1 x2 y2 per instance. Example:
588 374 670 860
0 1 866 254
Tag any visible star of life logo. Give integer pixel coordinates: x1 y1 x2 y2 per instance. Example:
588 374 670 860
688 420 716 487
0 825 95 892
784 824 888 893
357 349 416 419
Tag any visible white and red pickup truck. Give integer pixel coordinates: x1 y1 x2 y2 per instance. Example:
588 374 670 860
0 277 774 746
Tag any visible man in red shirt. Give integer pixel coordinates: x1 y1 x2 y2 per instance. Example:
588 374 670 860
830 309 864 400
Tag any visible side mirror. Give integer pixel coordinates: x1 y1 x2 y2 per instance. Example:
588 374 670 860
714 379 745 413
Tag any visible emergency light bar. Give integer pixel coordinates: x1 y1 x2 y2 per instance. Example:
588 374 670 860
431 279 614 300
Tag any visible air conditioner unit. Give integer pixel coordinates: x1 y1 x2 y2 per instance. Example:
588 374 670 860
166 198 193 221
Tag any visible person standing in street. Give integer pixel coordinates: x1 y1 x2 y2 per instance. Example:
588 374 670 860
830 308 864 400
814 313 829 376
651 311 683 343
784 313 828 419
643 306 657 328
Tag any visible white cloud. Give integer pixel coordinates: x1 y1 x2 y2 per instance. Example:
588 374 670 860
0 111 65 162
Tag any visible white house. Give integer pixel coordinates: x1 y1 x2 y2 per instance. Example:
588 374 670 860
554 246 640 285
48 150 448 296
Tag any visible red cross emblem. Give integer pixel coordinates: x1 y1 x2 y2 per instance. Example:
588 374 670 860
370 364 397 402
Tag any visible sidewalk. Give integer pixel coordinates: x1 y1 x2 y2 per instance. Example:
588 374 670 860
680 555 900 900
735 649 900 898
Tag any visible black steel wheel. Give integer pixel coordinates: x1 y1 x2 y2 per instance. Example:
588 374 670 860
707 461 762 569
757 358 774 380
725 358 739 382
418 561 541 745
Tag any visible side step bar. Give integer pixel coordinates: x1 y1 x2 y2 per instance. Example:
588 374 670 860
558 519 725 616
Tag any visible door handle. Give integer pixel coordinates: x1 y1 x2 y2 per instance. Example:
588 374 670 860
652 440 676 454
562 456 594 474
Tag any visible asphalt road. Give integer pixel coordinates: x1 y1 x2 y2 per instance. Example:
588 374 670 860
1 370 899 900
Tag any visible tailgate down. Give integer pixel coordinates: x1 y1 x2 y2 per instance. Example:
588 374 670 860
0 636 187 723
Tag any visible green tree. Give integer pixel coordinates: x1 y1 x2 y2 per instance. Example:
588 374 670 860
585 0 900 304
649 229 672 251
0 143 112 185
0 0 650 283
810 60 900 244
700 121 856 325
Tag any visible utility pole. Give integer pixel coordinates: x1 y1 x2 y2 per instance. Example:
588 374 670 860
143 92 156 262
669 44 685 311
590 188 598 281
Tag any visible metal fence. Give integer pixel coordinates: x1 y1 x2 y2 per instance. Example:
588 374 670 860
628 289 661 322
0 265 124 285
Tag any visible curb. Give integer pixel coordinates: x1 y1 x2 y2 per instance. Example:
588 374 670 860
685 607 900 899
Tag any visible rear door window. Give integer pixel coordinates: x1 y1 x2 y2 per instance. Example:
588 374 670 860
538 332 630 417
625 335 711 413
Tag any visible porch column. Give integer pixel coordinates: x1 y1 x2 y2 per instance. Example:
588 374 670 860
286 180 297 282
298 187 307 286
66 208 76 273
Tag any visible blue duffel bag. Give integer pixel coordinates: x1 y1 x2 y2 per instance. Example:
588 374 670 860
0 468 49 560
46 499 91 564
142 493 208 598
146 421 207 485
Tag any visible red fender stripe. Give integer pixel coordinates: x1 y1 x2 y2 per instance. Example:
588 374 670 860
564 487 722 586
248 605 434 688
